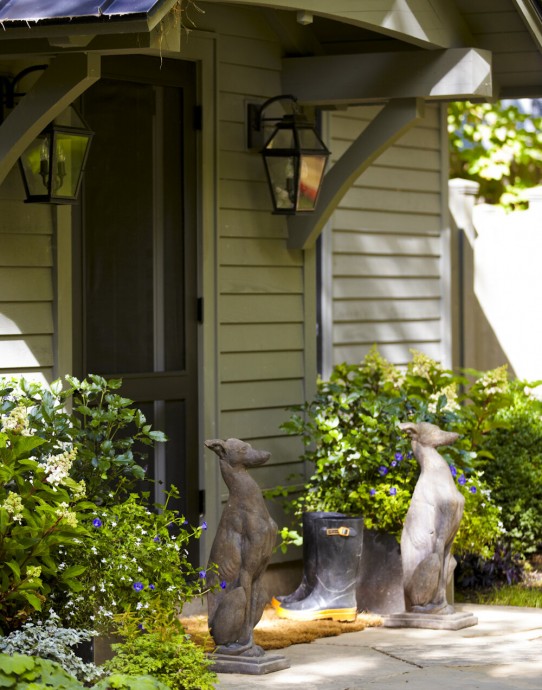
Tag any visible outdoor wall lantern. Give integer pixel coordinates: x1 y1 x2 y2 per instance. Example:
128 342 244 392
247 94 330 215
1 66 94 204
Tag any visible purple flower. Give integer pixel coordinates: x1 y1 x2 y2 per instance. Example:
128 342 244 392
199 570 206 579
391 460 397 468
458 474 467 486
149 584 155 590
153 536 160 543
394 452 403 462
449 465 457 478
220 580 227 590
369 488 376 496
201 521 207 530
378 465 388 477
389 487 397 496
469 486 477 494
92 518 102 528
407 451 414 459
133 582 144 592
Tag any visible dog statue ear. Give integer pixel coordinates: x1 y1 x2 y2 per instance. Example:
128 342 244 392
205 439 226 457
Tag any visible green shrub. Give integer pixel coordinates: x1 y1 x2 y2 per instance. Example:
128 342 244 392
0 653 170 690
279 348 506 557
0 612 101 684
480 379 542 555
103 616 216 690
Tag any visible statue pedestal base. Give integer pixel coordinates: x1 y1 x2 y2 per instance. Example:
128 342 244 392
208 652 290 674
382 611 478 630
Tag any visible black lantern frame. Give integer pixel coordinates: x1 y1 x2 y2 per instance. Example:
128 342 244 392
1 66 93 205
18 106 94 204
248 95 330 215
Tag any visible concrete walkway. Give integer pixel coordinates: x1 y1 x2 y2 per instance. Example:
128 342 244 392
214 605 542 689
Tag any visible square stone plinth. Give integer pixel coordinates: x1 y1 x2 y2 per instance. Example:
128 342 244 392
208 652 290 674
382 611 478 630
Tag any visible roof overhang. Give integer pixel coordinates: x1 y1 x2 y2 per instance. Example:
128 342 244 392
0 0 178 38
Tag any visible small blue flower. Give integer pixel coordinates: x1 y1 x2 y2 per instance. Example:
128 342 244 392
199 570 206 579
458 474 467 486
407 451 414 459
201 521 207 530
449 465 457 477
389 487 397 496
394 452 403 462
153 536 160 543
149 584 155 590
92 518 102 528
369 488 376 496
378 465 388 477
133 582 144 592
469 486 477 494
220 580 227 590
391 460 397 468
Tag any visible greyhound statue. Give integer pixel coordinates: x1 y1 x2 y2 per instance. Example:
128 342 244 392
399 422 464 614
204 438 277 657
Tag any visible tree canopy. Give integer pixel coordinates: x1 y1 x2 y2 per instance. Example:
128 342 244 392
448 100 542 208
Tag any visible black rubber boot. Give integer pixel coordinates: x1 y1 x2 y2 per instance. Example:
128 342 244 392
271 511 345 609
275 515 363 622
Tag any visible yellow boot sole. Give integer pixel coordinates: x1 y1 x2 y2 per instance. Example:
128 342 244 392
274 605 357 622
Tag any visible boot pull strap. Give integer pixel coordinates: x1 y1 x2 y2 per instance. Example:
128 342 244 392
324 526 357 537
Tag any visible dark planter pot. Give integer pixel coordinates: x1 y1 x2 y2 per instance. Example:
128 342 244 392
73 635 121 665
357 528 405 615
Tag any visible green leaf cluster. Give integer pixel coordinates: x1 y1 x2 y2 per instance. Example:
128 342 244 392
279 348 513 557
448 100 542 207
103 623 216 690
0 653 170 690
52 489 211 636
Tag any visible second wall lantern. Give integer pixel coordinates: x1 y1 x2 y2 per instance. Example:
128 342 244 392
247 95 330 215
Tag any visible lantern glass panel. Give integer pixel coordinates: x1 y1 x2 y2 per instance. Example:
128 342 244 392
265 126 295 150
19 133 51 197
53 132 92 198
297 126 326 150
265 155 297 211
297 154 327 211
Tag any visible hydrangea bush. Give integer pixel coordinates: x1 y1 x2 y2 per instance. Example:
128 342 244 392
279 348 509 557
0 375 216 689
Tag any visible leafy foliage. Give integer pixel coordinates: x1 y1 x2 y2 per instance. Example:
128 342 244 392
478 380 542 555
0 653 170 690
103 615 216 690
52 489 210 635
0 388 88 633
448 100 542 207
0 612 100 684
279 348 508 557
455 544 525 591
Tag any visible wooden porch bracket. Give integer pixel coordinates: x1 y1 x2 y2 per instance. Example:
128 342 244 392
287 98 425 250
0 52 101 186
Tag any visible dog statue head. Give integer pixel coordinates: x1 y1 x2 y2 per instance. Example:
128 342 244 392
204 438 271 469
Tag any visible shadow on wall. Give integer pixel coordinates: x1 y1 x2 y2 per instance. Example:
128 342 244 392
451 181 542 381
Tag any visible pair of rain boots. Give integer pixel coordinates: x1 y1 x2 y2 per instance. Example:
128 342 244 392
272 512 363 622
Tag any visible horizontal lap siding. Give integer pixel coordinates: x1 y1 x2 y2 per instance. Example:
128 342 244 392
456 0 542 93
205 3 309 535
329 104 444 368
0 167 54 381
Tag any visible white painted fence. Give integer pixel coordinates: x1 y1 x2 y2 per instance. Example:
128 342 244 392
449 180 542 383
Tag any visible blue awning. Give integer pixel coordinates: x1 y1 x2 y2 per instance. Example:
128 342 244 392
0 0 165 23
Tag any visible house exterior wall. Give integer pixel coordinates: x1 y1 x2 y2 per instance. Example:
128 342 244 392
196 4 314 551
0 164 55 382
322 103 449 374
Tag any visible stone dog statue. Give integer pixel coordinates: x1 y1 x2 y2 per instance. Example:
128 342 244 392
399 422 464 614
204 438 277 657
